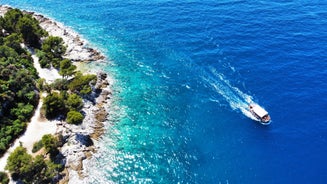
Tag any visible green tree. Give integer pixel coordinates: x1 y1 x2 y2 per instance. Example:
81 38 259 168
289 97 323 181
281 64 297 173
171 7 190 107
0 171 9 184
0 8 42 157
66 93 83 111
37 50 51 68
3 33 24 54
5 146 32 176
44 160 62 180
42 36 66 57
59 59 76 78
42 92 66 119
0 17 5 37
41 36 66 65
0 45 19 59
36 78 46 91
15 14 47 48
68 73 96 95
12 120 26 137
5 146 62 183
10 103 34 121
50 78 69 91
2 9 23 33
66 110 84 124
2 9 47 48
41 134 58 154
26 155 47 182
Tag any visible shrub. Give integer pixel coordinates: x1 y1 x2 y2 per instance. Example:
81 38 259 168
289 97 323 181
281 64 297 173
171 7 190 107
68 73 96 95
59 59 76 78
41 134 58 154
41 36 66 59
51 78 69 91
66 110 84 124
5 146 32 175
66 93 83 111
37 51 51 68
5 146 62 183
0 171 9 184
36 78 46 91
42 92 66 119
3 9 47 48
32 140 43 153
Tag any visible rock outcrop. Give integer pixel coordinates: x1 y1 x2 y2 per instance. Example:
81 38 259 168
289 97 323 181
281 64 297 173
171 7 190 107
56 71 111 181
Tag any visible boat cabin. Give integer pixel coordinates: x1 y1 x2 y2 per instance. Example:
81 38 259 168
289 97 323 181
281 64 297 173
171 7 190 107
249 104 271 124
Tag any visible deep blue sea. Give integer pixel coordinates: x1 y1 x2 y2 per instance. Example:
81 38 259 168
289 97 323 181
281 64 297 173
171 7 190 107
2 0 327 183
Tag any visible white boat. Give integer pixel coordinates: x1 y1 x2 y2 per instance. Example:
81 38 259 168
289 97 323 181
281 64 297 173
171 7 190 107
249 104 271 124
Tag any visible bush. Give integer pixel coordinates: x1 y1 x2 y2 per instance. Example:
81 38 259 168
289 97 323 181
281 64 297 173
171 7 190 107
66 93 83 111
5 146 62 183
41 134 58 154
66 110 84 124
42 92 66 119
5 146 32 176
0 171 9 184
32 140 43 153
51 78 69 91
41 36 66 60
37 51 51 68
36 78 46 91
68 73 96 95
59 59 76 78
3 9 47 48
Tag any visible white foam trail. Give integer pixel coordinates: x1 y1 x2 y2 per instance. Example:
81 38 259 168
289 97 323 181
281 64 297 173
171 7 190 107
204 67 259 121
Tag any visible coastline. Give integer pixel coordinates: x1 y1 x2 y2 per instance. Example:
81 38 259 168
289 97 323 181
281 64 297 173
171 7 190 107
0 5 112 183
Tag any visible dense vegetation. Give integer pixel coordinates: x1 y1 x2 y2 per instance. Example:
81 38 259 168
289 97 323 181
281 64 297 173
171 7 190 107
35 25 95 125
38 36 67 68
42 74 95 124
0 8 47 48
0 8 96 155
0 9 41 155
1 8 99 183
5 142 62 183
41 134 59 154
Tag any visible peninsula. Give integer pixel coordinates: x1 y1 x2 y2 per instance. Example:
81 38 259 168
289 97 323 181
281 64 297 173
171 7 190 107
0 5 111 183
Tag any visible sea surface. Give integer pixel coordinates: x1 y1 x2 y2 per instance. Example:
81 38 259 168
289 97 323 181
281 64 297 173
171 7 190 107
2 1 327 183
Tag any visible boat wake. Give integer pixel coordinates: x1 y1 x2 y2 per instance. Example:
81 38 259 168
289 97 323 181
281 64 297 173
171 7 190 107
203 67 260 121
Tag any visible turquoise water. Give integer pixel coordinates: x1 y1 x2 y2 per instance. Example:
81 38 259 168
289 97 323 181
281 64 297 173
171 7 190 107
2 1 327 183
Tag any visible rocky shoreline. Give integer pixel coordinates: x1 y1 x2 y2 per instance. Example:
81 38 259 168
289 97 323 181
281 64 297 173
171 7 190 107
31 12 105 62
57 71 112 183
0 5 112 183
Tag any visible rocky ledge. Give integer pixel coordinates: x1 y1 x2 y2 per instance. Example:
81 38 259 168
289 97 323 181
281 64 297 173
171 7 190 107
31 12 106 62
29 9 111 183
57 72 112 183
